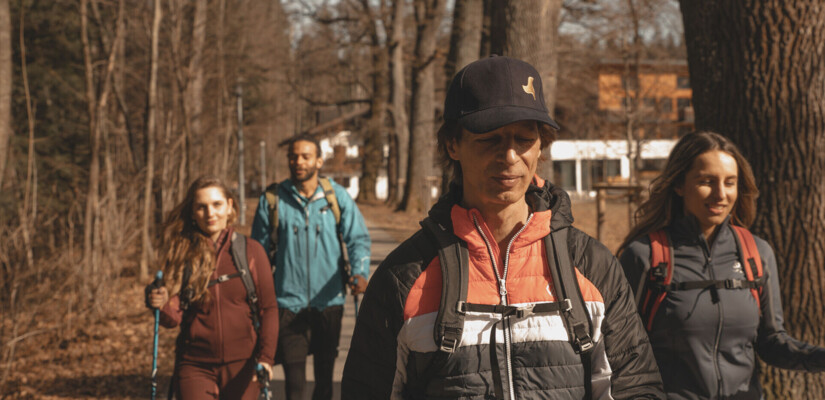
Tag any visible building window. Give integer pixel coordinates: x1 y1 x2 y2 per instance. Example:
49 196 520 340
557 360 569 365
677 97 691 110
553 160 576 191
643 98 656 109
622 75 639 91
659 98 673 113
677 76 690 89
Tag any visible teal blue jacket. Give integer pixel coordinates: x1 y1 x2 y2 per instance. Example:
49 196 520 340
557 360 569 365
251 178 371 313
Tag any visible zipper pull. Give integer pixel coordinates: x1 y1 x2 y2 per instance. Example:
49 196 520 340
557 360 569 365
499 279 507 297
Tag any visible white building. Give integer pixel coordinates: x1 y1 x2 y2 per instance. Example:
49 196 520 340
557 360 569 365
551 139 676 197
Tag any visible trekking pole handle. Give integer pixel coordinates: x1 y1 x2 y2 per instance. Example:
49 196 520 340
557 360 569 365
151 270 163 400
256 363 271 400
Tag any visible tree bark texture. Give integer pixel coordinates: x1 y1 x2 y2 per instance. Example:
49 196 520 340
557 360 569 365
0 0 10 188
488 0 561 180
680 2 825 398
358 0 388 203
389 0 410 206
81 0 100 272
402 0 445 213
185 0 206 175
140 0 161 280
442 0 483 193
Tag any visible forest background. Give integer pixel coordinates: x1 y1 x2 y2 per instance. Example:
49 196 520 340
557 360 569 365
1 0 824 398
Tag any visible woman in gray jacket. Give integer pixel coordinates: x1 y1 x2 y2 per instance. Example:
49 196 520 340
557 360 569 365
618 131 825 399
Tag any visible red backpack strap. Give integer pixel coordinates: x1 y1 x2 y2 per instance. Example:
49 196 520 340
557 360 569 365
642 230 673 331
730 225 764 311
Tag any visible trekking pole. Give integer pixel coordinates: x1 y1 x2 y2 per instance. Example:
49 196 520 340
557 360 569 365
256 363 271 400
151 270 163 400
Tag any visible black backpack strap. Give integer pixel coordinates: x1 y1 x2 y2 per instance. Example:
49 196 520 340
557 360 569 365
264 183 280 260
546 228 594 353
546 228 594 398
229 232 261 332
421 217 469 354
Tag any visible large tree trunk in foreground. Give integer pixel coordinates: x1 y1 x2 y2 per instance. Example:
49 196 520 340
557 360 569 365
401 0 445 213
489 0 561 180
680 2 825 398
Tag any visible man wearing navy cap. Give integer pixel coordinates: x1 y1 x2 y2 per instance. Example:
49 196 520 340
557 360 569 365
342 56 664 399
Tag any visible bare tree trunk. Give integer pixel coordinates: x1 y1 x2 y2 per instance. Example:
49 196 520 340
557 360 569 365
140 0 162 280
358 0 389 203
0 0 10 188
185 0 207 176
680 2 825 398
490 0 561 180
401 0 445 213
81 0 100 274
442 0 483 192
389 0 410 206
18 4 34 273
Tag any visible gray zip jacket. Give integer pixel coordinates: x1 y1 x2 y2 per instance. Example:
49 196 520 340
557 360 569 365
620 215 825 399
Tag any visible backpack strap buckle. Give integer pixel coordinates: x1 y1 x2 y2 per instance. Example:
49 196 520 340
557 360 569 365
515 304 536 319
725 279 743 289
572 323 594 353
439 337 458 353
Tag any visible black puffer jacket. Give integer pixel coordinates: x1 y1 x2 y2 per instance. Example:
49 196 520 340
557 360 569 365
620 215 825 399
342 181 664 399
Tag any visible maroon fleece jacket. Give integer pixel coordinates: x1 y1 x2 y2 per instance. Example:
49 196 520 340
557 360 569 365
159 228 278 365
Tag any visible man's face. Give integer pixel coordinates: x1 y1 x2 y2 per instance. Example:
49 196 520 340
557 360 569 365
288 140 323 183
447 120 542 209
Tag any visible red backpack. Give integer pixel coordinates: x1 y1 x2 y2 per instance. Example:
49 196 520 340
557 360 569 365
638 225 766 331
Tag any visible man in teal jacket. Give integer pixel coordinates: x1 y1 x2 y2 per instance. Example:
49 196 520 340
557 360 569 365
251 134 371 400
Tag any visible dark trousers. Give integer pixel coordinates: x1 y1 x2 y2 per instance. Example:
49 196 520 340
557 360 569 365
276 306 344 400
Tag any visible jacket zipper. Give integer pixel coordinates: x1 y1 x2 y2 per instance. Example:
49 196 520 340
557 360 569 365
472 212 533 400
305 206 311 309
701 235 724 397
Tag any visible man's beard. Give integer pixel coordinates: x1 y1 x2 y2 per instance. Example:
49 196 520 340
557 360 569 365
290 165 318 183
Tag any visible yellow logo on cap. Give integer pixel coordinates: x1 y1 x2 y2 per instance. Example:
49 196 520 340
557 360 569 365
522 76 536 100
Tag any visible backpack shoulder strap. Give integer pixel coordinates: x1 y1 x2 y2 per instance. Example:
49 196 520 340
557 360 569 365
545 228 594 354
265 183 280 257
640 230 673 331
729 225 765 309
319 177 341 225
319 177 352 288
421 217 469 353
229 231 262 332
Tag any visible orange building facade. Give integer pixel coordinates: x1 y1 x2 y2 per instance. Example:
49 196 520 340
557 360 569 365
597 59 694 138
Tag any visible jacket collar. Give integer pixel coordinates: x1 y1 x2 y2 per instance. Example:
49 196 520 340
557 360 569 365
283 178 325 203
669 213 732 245
428 177 575 250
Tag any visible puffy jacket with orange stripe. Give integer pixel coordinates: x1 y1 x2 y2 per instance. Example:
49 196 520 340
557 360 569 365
620 215 825 400
342 181 664 399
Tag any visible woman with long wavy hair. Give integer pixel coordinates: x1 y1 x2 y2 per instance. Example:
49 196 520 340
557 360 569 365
146 175 278 399
618 131 825 399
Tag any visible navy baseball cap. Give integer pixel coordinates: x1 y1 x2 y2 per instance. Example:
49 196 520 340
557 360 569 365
443 56 560 133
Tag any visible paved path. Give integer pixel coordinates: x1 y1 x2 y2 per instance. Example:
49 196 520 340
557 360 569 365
268 215 405 399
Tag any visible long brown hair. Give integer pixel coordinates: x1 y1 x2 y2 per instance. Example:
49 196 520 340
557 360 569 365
617 131 759 256
158 175 238 305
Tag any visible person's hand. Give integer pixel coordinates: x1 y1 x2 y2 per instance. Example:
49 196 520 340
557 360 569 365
148 287 169 309
349 275 368 296
253 362 272 382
